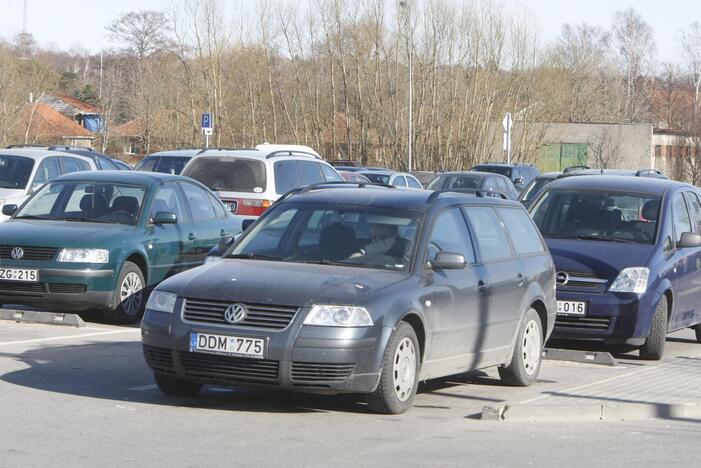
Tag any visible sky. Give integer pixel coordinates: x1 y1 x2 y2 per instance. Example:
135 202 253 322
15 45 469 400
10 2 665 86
1 0 698 62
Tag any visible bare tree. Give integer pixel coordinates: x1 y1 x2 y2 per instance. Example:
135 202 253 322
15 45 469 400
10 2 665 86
680 22 701 118
107 10 173 61
588 126 621 169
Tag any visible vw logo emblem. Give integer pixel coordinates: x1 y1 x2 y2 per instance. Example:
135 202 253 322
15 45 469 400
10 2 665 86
224 303 247 324
10 247 24 260
555 271 570 285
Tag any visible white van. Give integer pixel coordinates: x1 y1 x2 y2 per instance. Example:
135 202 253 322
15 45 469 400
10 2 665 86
0 148 97 222
181 144 343 220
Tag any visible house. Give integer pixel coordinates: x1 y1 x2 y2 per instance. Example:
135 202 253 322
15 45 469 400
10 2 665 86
38 93 104 133
10 102 95 147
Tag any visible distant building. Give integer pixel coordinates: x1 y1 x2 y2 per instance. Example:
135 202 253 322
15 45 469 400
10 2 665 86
11 102 95 147
38 93 104 133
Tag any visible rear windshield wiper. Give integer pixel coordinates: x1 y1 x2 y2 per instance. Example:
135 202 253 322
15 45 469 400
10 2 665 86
228 253 283 261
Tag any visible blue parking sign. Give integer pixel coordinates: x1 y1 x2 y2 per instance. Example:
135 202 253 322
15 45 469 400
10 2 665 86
201 112 212 129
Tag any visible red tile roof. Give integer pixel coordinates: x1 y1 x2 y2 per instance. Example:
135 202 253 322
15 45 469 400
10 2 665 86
15 103 94 139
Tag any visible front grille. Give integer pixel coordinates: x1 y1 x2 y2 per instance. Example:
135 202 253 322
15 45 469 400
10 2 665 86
47 283 87 294
179 351 280 384
0 281 45 293
291 362 354 385
0 246 58 261
555 316 611 330
183 298 298 330
557 271 609 290
143 345 175 374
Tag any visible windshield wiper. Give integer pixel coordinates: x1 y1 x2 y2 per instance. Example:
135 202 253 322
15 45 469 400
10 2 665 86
295 259 352 267
14 215 52 220
228 253 283 261
547 234 636 243
61 217 114 224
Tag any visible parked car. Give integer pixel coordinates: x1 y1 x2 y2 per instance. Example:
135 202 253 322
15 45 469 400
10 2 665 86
530 175 701 360
328 159 362 168
519 172 562 208
0 148 97 222
47 146 124 171
357 170 423 189
0 171 242 323
333 166 365 172
471 163 540 193
339 171 371 183
409 171 440 189
134 149 199 175
427 171 519 200
181 144 343 220
141 184 556 414
111 159 133 171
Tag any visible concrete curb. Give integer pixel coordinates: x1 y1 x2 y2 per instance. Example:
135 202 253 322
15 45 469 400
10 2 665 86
481 402 701 422
0 309 85 328
543 348 618 366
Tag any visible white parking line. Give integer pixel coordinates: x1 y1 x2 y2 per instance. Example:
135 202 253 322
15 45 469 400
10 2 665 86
0 329 140 347
126 384 158 391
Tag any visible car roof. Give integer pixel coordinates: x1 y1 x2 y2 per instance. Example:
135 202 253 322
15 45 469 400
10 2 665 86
146 149 201 158
53 170 186 186
545 175 690 195
188 144 323 162
283 185 520 212
359 170 397 176
473 163 532 168
0 148 92 162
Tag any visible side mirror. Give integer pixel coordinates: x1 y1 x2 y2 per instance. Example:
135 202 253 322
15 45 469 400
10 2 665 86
218 235 236 251
513 177 525 186
2 204 18 217
242 219 255 231
678 232 701 249
152 211 177 225
430 252 467 270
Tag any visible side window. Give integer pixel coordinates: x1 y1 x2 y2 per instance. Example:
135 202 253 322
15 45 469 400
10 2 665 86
181 183 216 221
672 192 693 242
208 192 228 219
463 206 512 261
320 164 343 182
407 176 422 189
482 177 496 193
427 208 475 263
62 157 92 174
274 160 301 194
511 168 521 181
683 192 701 233
495 177 508 194
298 161 325 185
150 184 185 221
32 157 60 188
97 156 119 170
393 176 407 187
497 208 545 255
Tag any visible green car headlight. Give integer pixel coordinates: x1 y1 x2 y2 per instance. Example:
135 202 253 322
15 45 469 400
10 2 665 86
57 248 109 264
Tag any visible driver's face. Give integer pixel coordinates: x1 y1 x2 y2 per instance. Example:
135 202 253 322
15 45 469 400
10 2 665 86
370 224 397 243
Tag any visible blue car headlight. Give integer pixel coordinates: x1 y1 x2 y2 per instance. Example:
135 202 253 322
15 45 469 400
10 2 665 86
609 267 650 294
146 291 178 313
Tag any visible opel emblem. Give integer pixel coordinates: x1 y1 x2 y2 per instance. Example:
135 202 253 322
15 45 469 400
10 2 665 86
224 303 247 324
10 247 24 260
555 271 569 285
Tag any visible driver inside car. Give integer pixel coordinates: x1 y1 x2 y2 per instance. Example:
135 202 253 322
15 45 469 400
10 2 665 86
352 223 407 261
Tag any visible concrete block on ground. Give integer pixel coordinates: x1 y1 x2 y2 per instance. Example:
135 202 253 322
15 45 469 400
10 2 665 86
481 404 603 422
0 309 85 328
543 348 617 366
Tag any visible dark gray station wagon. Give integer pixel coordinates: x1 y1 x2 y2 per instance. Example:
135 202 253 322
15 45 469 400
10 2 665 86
141 185 556 413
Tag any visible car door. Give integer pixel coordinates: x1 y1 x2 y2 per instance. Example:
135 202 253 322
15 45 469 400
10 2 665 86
145 182 190 282
179 181 222 263
669 191 697 327
680 191 701 324
423 207 485 372
462 205 521 364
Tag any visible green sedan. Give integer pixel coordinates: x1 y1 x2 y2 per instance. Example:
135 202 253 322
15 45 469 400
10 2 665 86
0 171 242 322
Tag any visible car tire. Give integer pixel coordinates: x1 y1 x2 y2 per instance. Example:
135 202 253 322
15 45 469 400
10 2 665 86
154 372 202 396
366 321 420 414
103 261 146 324
640 295 668 360
498 308 543 386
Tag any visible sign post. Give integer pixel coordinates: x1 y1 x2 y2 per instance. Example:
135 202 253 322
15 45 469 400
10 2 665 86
201 112 213 148
502 112 512 164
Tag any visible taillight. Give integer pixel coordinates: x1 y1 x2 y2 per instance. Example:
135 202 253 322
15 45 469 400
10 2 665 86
234 198 272 216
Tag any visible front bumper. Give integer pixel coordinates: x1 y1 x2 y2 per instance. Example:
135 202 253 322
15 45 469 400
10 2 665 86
141 303 388 395
0 267 115 311
550 289 659 345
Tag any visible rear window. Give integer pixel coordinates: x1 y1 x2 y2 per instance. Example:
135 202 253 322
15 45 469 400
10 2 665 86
134 157 157 172
183 157 266 193
473 165 511 178
155 157 189 175
363 173 391 185
0 155 35 189
428 174 483 190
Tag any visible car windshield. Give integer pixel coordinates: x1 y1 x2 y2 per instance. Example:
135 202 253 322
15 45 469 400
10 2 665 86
184 157 266 193
15 182 147 225
520 177 555 203
428 174 483 190
0 155 35 189
362 173 391 185
229 204 421 271
472 165 511 177
531 189 660 244
155 157 189 175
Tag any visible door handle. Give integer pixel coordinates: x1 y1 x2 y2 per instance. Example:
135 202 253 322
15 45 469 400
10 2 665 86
188 233 196 241
516 273 525 287
477 281 488 295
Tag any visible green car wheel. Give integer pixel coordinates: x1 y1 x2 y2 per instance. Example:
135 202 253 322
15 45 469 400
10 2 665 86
104 261 146 324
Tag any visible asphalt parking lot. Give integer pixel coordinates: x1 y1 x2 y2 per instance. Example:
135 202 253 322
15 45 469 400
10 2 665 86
1 314 700 467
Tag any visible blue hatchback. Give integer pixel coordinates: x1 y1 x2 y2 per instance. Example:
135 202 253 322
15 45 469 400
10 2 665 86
529 176 701 359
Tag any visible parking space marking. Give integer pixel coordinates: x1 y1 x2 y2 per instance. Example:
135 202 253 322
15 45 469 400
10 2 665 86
126 384 158 391
0 329 140 347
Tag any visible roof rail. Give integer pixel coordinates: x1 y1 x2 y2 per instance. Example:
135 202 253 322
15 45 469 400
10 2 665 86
272 181 396 206
48 145 96 152
194 147 254 156
427 188 509 203
6 144 49 149
265 150 322 160
563 165 591 173
635 168 665 177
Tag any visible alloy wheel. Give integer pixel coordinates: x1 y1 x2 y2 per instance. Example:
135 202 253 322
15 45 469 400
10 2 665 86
120 272 143 316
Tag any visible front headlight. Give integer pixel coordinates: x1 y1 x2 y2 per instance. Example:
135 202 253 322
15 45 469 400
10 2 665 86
146 291 178 313
303 305 373 327
57 248 109 263
609 267 650 294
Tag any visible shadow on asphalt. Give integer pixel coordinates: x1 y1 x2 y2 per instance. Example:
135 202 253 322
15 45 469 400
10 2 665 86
0 340 500 415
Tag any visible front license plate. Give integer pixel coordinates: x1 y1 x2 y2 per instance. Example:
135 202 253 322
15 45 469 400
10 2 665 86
557 300 586 316
0 268 38 282
190 332 265 358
